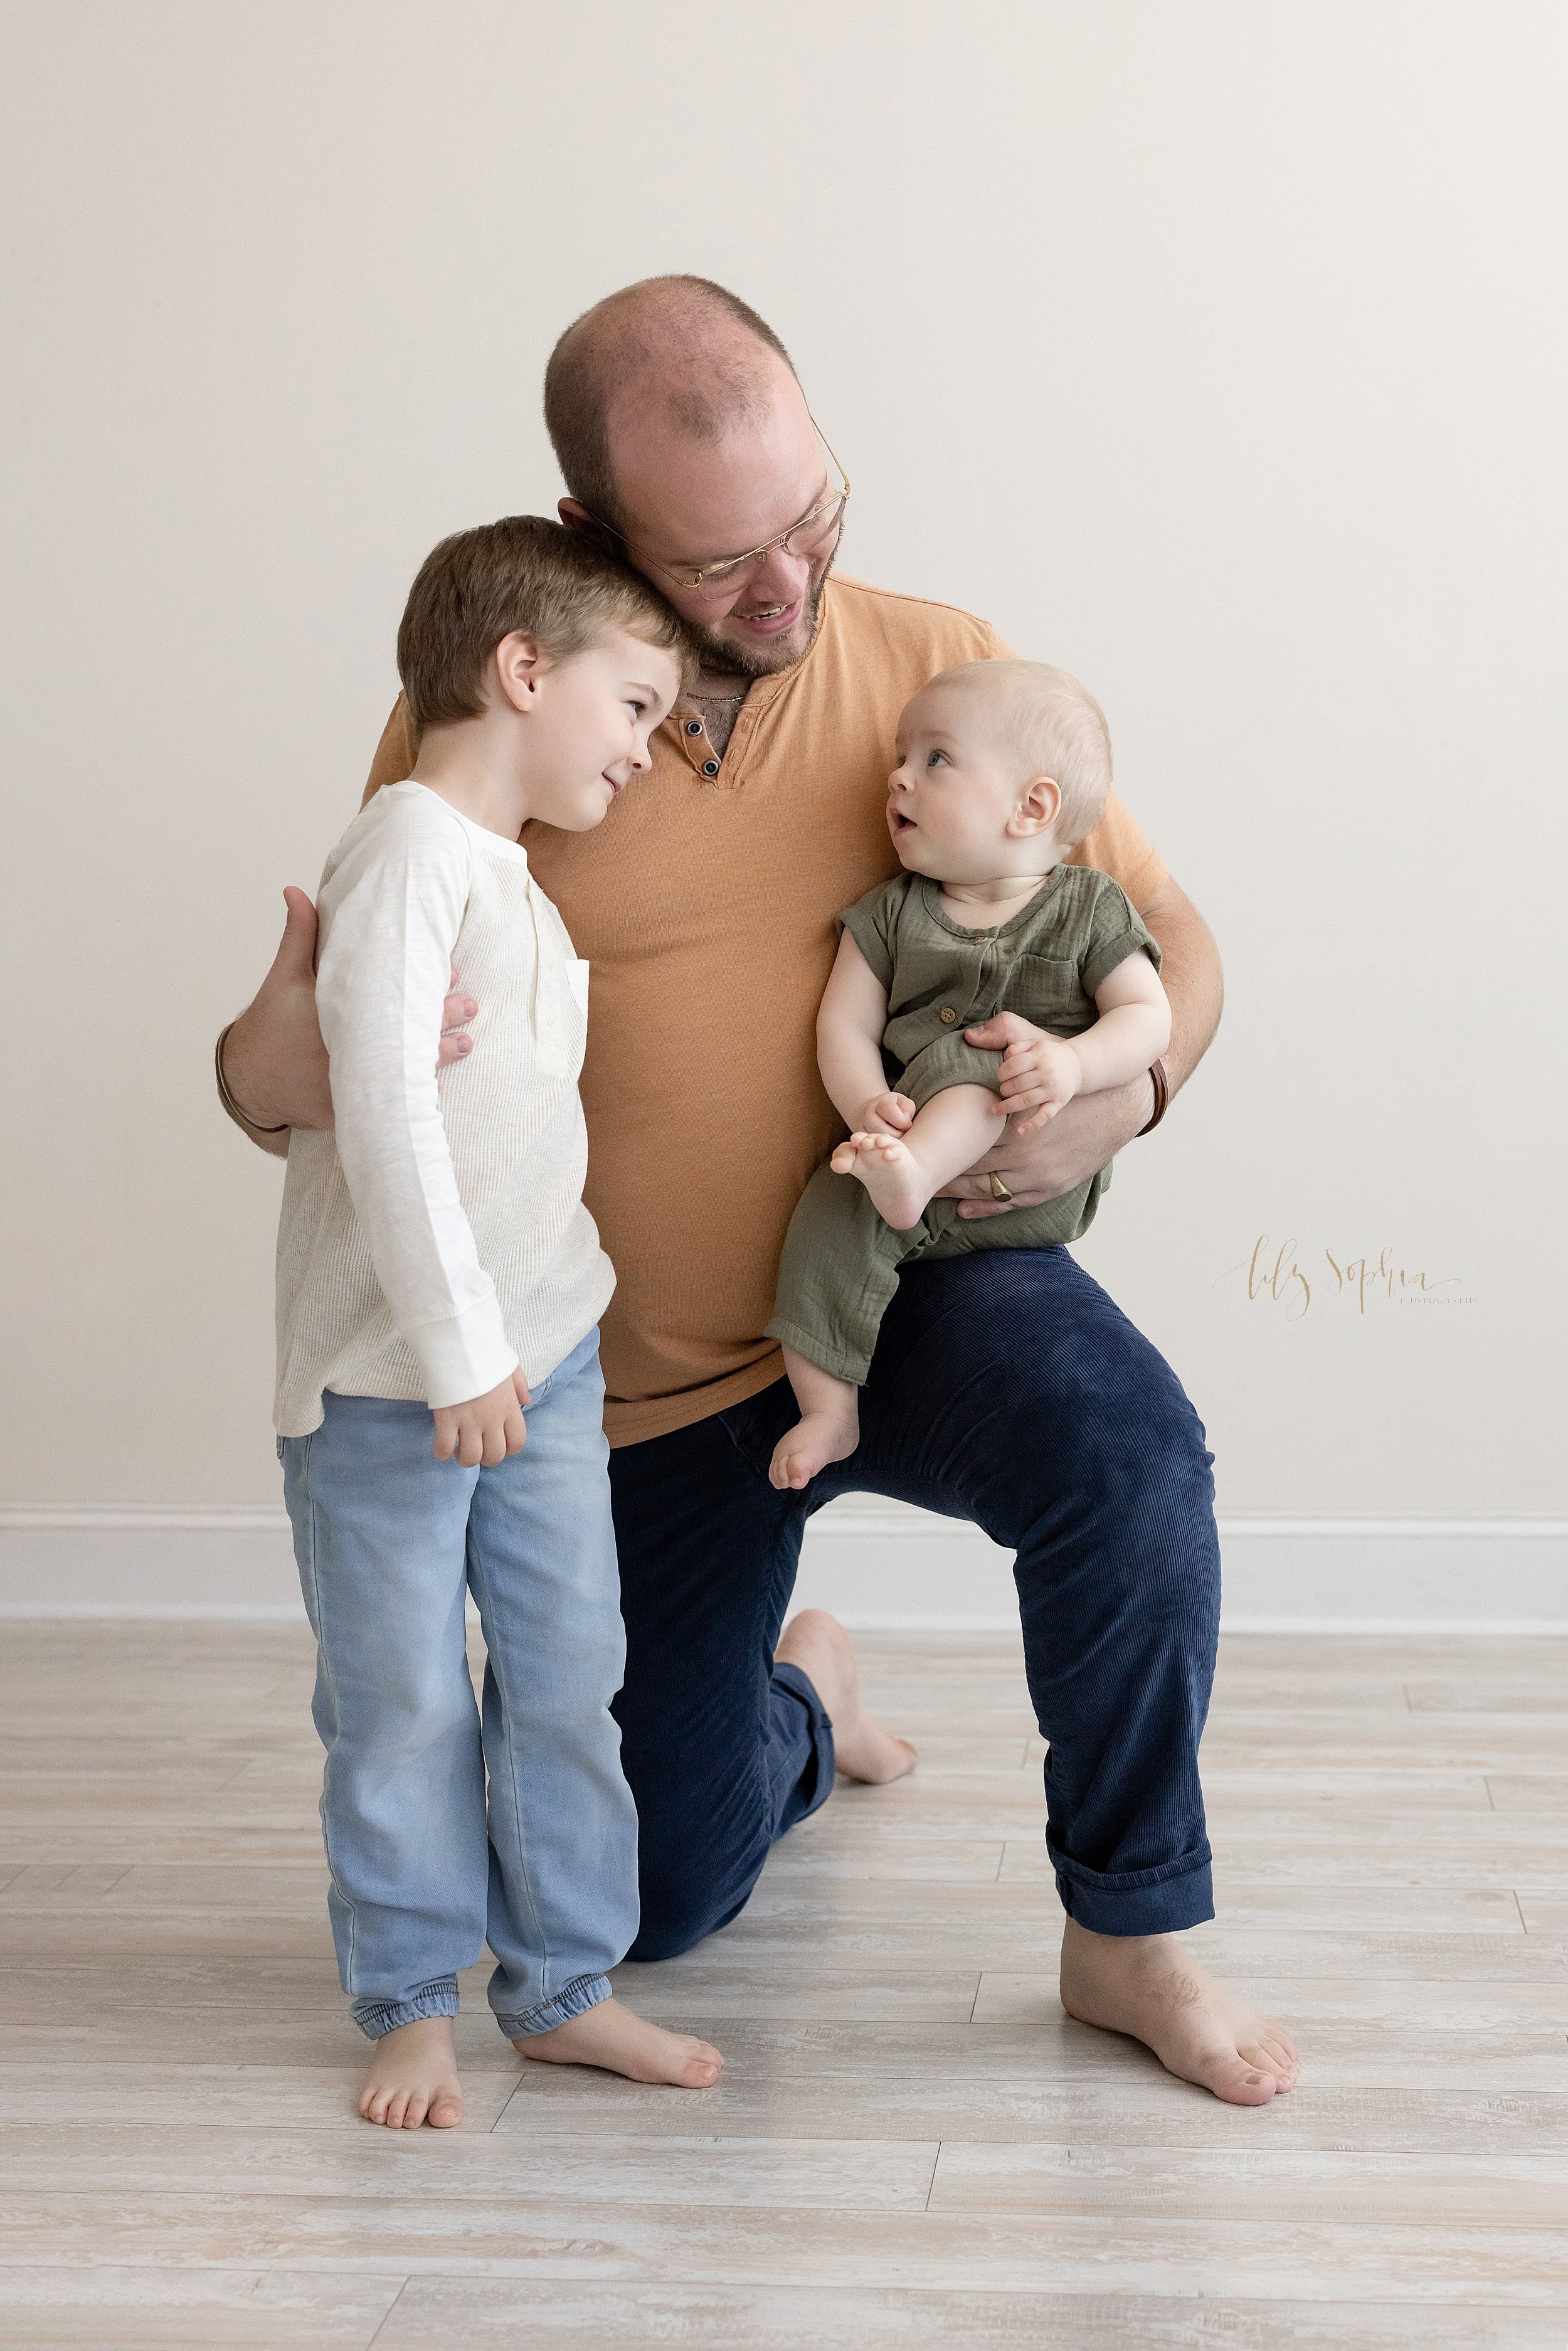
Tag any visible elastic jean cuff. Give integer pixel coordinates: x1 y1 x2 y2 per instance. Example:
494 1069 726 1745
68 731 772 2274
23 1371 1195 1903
495 1971 612 2041
1048 1841 1215 1937
352 1979 460 2041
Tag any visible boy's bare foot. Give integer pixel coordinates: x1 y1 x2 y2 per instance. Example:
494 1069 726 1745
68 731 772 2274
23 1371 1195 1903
830 1131 932 1230
776 1608 918 1784
517 1995 723 2088
358 2014 464 2130
770 1401 860 1490
1059 1918 1301 2106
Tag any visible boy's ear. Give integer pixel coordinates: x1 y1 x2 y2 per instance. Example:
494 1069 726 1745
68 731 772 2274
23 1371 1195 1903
492 631 546 714
1009 773 1062 836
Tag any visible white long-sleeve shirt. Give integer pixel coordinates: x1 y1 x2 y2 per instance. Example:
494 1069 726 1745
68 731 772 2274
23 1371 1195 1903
273 780 614 1438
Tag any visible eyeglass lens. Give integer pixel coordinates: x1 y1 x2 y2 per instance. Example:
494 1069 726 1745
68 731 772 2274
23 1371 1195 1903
693 496 847 597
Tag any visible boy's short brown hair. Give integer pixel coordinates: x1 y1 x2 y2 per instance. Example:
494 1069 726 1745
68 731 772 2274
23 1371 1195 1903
397 514 691 732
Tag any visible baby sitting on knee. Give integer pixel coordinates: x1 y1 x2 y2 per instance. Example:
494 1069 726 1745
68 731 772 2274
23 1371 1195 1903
765 659 1172 1490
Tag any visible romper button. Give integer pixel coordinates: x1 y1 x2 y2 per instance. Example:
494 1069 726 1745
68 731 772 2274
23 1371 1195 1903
939 1006 958 1024
701 758 721 776
685 719 704 735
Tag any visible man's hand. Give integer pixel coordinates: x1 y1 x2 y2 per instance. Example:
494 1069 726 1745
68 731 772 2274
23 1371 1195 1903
945 873 1224 1220
855 1090 916 1137
938 1012 1153 1221
433 1369 531 1468
988 1012 1083 1137
218 888 478 1156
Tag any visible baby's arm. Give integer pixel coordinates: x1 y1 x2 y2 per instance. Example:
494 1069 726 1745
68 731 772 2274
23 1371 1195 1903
997 948 1172 1137
816 931 916 1135
318 809 528 1465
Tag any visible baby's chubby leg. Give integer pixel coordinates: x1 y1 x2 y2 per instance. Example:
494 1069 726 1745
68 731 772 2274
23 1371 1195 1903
832 1085 1005 1231
771 1346 862 1491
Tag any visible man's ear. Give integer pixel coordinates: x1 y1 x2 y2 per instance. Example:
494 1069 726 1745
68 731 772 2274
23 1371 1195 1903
1008 773 1063 837
492 632 546 715
558 498 620 553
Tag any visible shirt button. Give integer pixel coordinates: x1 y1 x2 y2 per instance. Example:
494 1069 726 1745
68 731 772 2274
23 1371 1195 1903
685 719 704 736
701 758 721 776
939 1007 958 1024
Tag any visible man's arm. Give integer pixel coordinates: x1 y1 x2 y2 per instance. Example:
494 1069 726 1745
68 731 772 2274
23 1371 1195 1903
216 699 467 1155
943 873 1222 1220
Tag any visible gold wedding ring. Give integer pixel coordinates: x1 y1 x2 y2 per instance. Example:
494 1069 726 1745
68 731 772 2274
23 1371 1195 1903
989 1172 1014 1202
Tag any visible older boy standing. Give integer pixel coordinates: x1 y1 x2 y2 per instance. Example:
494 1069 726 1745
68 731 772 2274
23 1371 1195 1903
221 277 1300 2108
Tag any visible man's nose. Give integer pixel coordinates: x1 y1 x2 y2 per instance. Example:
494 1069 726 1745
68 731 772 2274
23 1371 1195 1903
736 542 810 605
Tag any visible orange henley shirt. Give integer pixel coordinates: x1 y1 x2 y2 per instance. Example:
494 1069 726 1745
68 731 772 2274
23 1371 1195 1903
364 573 1168 1446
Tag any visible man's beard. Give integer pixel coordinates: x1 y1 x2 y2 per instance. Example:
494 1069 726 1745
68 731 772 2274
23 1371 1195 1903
681 544 838 679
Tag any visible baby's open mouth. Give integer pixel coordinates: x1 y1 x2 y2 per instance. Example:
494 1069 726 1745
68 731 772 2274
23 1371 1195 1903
891 810 916 831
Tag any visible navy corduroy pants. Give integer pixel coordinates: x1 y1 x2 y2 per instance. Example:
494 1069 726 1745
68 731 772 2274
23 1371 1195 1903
609 1246 1221 1961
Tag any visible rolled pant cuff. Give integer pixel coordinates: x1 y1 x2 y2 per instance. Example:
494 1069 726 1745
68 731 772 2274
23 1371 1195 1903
496 1971 613 2041
1049 1842 1215 1937
352 1978 460 2041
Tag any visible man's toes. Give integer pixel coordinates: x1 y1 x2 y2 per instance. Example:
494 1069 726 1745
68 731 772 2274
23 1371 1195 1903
1251 2032 1300 2088
1207 2054 1278 2106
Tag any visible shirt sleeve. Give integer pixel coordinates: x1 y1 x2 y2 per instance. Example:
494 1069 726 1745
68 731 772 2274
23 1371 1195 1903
1079 876 1163 998
315 799 519 1408
1066 790 1169 911
835 878 901 990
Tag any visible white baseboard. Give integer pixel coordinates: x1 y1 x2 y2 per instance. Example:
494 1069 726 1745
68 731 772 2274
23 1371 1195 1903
0 1500 1564 1632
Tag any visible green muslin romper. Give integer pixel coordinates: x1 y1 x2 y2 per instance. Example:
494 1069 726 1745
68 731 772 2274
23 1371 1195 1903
765 865 1160 1384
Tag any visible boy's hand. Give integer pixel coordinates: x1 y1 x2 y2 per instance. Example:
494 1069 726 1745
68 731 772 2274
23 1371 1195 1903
433 1369 531 1468
983 1012 1083 1137
855 1091 917 1136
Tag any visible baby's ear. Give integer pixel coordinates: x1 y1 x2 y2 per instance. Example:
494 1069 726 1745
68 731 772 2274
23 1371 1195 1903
1010 773 1062 836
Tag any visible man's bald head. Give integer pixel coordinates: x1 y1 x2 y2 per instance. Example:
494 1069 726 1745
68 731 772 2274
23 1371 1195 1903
544 276 799 532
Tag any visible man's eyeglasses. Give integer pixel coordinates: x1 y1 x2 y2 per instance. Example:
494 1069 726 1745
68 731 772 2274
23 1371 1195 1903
595 420 850 602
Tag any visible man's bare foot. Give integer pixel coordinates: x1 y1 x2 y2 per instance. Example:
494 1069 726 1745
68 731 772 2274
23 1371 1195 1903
517 1995 723 2088
770 1403 859 1491
358 2014 464 2130
775 1608 918 1784
830 1131 933 1230
1059 1918 1301 2106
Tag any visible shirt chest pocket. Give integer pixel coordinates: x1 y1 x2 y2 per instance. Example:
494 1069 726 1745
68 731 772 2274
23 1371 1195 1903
1010 953 1093 1034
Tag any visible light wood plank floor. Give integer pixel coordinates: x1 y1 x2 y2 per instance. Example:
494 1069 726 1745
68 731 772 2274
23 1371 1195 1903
1 1623 1565 2348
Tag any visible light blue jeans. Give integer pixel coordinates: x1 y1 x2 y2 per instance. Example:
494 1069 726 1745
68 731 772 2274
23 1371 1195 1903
278 1327 638 2042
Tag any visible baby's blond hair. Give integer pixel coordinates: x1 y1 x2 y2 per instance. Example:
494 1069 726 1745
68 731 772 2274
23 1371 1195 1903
926 659 1112 847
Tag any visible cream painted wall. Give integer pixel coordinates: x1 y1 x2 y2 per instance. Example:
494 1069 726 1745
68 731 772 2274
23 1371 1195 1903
1 1 1562 1512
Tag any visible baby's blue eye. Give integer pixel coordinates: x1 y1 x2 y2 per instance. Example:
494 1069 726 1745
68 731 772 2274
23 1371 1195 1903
927 750 947 768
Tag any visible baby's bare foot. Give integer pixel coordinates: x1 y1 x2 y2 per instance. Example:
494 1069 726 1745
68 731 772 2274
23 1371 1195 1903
358 2015 464 2130
830 1131 932 1230
770 1401 859 1490
1059 1919 1301 2106
517 1995 723 2088
776 1608 918 1784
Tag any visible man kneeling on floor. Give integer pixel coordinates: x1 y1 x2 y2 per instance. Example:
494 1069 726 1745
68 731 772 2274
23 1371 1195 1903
220 275 1301 2115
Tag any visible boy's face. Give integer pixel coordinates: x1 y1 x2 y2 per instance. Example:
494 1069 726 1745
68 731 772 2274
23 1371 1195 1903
521 630 683 830
886 684 1056 882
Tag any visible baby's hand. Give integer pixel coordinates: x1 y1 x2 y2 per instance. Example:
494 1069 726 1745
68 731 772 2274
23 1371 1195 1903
433 1368 531 1468
983 1013 1083 1136
856 1091 917 1136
